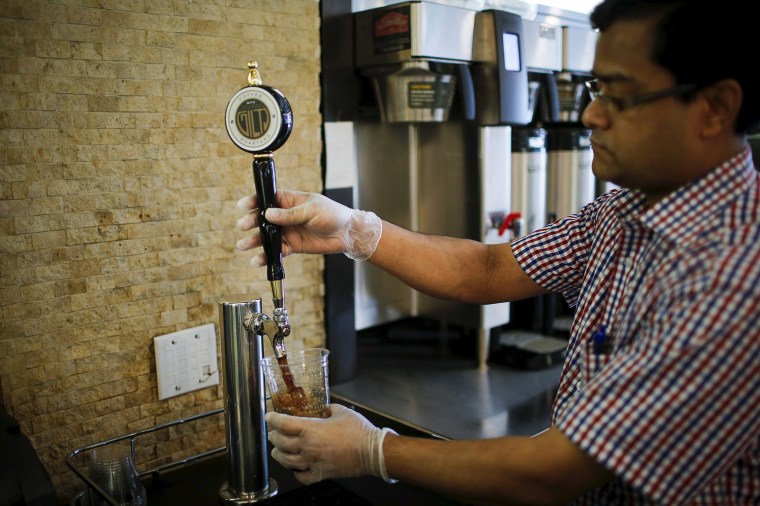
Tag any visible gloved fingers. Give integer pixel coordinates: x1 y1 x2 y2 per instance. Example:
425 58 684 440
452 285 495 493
236 194 258 212
236 208 259 232
237 191 308 230
264 205 307 227
270 189 312 211
327 403 376 427
266 429 303 454
259 190 311 227
240 243 293 267
250 253 267 267
271 446 310 471
265 411 308 435
236 232 261 252
237 240 291 266
265 193 347 233
327 403 351 417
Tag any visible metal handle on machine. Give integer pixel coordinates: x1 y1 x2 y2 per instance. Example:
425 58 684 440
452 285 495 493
253 155 284 283
457 63 476 121
544 72 560 123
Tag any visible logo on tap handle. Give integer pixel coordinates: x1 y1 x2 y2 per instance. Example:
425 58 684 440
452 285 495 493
225 61 293 154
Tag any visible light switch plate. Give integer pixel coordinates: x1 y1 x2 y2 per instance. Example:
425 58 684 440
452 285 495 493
154 323 219 400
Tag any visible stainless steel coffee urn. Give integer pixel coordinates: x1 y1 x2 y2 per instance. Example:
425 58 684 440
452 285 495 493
546 126 594 222
339 1 538 369
511 127 548 234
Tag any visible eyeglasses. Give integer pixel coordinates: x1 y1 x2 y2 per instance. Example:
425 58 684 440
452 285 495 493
584 79 698 113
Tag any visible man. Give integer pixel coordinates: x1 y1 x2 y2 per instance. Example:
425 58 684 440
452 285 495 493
236 1 760 503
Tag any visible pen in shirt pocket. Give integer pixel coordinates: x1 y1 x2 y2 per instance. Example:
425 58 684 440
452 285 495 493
592 324 607 355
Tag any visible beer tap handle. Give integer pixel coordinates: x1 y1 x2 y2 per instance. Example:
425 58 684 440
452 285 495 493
252 155 284 283
226 61 293 347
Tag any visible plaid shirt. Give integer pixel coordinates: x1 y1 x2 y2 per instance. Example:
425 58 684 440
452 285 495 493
512 148 760 505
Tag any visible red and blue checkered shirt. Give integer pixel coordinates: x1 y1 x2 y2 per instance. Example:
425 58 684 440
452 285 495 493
512 148 760 504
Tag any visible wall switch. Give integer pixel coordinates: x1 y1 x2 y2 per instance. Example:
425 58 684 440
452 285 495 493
154 323 219 400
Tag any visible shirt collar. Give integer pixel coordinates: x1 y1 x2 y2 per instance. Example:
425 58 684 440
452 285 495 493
613 148 756 244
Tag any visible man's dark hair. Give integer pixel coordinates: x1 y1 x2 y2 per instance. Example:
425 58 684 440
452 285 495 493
590 0 759 133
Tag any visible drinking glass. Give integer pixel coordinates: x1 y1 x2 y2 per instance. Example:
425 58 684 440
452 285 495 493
261 348 330 418
88 444 147 506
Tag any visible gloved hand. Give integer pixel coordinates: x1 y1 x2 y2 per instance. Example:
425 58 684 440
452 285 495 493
265 403 397 485
236 190 382 263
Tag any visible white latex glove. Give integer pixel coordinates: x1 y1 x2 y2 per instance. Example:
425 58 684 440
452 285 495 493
265 403 397 485
236 190 382 263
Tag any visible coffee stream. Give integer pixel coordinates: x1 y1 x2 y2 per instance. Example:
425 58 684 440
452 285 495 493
276 354 302 393
274 353 309 414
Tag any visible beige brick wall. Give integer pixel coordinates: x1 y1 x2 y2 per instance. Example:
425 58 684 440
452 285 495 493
0 0 324 501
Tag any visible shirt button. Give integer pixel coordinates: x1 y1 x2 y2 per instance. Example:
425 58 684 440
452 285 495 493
623 258 633 267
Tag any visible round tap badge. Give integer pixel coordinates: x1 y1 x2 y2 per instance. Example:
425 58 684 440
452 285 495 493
225 84 292 154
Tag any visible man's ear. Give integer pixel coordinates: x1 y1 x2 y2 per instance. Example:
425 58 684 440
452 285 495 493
698 79 742 138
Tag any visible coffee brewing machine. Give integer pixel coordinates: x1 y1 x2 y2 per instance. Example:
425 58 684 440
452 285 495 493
218 61 295 503
491 8 599 368
321 1 599 372
349 1 533 370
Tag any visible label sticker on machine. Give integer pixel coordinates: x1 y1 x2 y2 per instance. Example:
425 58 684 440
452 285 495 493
503 32 522 72
372 6 411 55
407 81 454 109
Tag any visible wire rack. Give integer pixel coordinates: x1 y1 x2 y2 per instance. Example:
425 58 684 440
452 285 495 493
66 408 225 506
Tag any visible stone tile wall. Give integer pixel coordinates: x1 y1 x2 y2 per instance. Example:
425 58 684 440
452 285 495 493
0 0 323 500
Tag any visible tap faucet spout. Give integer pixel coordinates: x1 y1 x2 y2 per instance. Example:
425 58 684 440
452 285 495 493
249 310 289 359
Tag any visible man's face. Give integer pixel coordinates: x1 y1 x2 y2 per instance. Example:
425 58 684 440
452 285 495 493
582 16 706 204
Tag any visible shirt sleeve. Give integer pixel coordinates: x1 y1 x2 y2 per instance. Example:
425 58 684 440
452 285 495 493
511 196 608 307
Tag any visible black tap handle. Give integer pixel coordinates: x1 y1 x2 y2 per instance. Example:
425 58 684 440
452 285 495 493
253 156 284 282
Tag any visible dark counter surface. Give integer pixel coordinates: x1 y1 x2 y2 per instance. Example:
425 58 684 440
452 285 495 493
110 394 460 506
141 451 460 506
73 320 562 506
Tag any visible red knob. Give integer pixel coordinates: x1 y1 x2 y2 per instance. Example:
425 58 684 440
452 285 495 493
498 212 522 236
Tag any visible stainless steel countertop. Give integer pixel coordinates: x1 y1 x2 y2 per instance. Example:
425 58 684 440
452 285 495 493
332 334 562 440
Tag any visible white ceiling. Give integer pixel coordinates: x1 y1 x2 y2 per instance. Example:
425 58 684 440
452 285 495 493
352 1 603 15
540 0 601 14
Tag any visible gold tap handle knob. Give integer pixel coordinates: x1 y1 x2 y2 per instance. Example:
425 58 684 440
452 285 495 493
247 61 262 86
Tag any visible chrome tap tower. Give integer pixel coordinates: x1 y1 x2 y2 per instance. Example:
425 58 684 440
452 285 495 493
218 297 276 503
219 61 294 504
